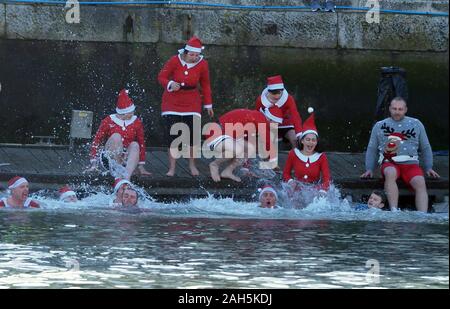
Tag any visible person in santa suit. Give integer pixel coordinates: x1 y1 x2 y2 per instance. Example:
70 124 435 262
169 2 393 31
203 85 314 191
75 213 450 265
205 108 280 182
258 185 278 209
0 176 40 209
255 75 302 149
282 107 331 192
158 36 214 177
87 89 151 180
58 185 79 203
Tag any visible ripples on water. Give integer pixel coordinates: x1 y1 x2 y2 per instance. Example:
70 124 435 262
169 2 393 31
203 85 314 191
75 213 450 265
0 192 448 289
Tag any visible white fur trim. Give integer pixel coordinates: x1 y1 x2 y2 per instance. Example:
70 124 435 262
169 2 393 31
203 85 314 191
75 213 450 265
8 177 28 189
263 108 283 124
261 88 289 108
296 132 303 138
259 187 278 200
206 135 232 150
60 191 76 201
294 148 322 163
116 104 136 114
300 129 318 139
308 107 314 114
177 54 204 69
110 114 137 128
267 83 284 90
204 104 213 109
279 125 294 129
185 44 203 53
114 179 132 193
161 111 201 117
167 80 175 92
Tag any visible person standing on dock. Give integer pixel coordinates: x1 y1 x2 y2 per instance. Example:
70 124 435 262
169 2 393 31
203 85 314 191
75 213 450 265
87 89 151 180
282 108 331 192
0 176 40 209
361 97 440 212
255 75 303 149
158 36 214 177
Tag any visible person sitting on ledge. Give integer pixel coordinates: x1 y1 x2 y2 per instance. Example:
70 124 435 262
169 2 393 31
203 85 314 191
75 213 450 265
0 176 40 209
353 190 387 211
86 89 151 180
258 185 278 209
58 185 79 203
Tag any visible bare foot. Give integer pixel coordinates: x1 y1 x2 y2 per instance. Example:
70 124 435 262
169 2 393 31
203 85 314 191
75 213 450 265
189 165 200 177
166 169 175 177
220 170 241 182
209 162 221 182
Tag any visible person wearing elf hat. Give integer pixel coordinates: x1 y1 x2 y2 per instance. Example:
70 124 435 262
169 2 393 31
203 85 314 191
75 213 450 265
110 178 132 207
282 107 331 192
158 36 213 177
87 89 151 180
58 185 78 203
0 176 40 209
361 97 440 212
255 75 303 149
205 108 279 183
258 185 278 209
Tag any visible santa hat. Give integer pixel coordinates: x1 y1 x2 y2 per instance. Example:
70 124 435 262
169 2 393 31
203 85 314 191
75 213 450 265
8 176 28 190
182 36 205 53
258 185 278 200
113 178 132 193
116 89 135 114
300 107 318 138
59 185 76 201
266 75 285 91
388 132 406 141
262 106 283 124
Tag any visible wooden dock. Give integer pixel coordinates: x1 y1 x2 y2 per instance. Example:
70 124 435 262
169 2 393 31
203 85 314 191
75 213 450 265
0 144 448 202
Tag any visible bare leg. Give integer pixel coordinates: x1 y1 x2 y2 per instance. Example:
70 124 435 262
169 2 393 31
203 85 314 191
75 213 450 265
188 146 200 176
105 133 124 163
410 176 428 212
220 158 243 182
166 148 177 177
125 142 139 180
209 158 228 182
220 139 245 182
285 129 298 149
383 167 399 210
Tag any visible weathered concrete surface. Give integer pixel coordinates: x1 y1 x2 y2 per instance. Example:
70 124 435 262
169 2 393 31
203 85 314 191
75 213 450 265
339 13 449 51
1 1 448 51
0 4 5 37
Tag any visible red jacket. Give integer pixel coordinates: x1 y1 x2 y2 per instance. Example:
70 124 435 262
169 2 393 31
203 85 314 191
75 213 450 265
214 109 277 162
0 198 40 208
90 114 146 164
282 149 331 190
158 54 212 117
255 89 302 137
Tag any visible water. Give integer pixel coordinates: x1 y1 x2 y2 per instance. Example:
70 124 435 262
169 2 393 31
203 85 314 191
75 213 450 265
0 194 448 289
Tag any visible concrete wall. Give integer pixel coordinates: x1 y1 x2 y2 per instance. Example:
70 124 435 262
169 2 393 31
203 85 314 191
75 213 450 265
0 1 448 51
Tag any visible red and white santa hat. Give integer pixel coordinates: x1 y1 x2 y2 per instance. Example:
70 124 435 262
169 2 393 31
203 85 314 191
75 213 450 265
116 89 135 114
266 75 285 91
300 107 318 138
8 176 28 190
113 178 132 193
59 185 76 201
262 106 284 124
183 36 205 53
258 185 278 200
388 132 406 141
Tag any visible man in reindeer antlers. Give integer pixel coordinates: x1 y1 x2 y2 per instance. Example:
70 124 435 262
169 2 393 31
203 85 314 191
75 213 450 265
361 97 440 212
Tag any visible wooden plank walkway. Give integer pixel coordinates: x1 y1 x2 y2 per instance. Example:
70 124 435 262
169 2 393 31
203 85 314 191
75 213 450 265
0 144 448 201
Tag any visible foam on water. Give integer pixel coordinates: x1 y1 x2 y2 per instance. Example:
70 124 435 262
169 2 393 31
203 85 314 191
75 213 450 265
1 186 448 225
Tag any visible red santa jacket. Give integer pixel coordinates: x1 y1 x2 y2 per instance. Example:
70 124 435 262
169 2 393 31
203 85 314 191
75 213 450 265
0 197 40 208
282 149 331 190
90 114 146 164
158 54 213 117
213 109 277 162
255 89 302 137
